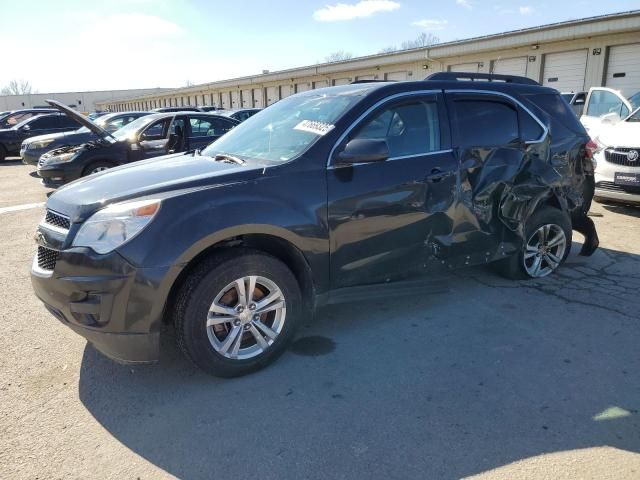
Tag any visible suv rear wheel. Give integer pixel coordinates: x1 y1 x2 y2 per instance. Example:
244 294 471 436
498 207 572 279
174 250 302 377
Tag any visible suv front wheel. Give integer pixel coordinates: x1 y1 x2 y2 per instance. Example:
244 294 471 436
174 249 302 377
498 207 572 279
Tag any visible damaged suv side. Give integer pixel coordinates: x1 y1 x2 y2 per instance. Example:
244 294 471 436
31 73 597 377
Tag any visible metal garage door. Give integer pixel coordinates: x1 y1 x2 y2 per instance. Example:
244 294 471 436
356 74 376 81
313 80 329 89
230 90 240 108
296 82 311 93
252 88 264 108
385 71 408 81
492 56 527 76
280 85 293 98
542 50 587 93
241 89 252 107
221 93 230 109
266 86 278 105
605 43 640 97
449 62 480 72
333 78 350 86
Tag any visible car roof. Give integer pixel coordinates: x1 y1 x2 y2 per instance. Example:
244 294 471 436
300 79 558 99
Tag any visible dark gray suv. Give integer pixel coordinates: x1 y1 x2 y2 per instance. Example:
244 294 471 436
31 73 598 377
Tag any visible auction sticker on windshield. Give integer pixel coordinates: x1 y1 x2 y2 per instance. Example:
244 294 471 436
294 120 335 136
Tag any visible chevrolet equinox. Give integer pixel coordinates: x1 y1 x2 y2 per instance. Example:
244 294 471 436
31 73 598 377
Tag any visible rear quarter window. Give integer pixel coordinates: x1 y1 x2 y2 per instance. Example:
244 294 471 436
524 93 587 139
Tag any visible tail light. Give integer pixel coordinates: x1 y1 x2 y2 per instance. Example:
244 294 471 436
585 138 598 160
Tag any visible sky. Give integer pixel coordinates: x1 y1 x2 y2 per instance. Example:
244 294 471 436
1 0 638 93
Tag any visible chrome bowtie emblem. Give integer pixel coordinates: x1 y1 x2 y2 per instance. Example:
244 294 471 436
627 150 639 162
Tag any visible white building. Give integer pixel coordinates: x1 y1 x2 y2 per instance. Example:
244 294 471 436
0 88 170 113
98 10 640 112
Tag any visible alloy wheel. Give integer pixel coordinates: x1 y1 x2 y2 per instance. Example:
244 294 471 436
206 275 286 359
523 224 567 278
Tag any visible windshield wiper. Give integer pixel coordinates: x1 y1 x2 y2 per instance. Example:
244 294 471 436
213 153 245 165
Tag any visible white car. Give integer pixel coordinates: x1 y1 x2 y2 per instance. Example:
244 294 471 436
580 87 640 204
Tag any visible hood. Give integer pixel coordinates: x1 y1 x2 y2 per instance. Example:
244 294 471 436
595 120 640 148
46 100 114 141
47 153 264 221
24 129 94 145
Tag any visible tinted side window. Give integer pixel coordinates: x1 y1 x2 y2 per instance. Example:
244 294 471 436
520 112 544 142
59 116 81 128
453 100 518 147
192 117 234 136
351 99 440 157
525 93 587 137
141 119 168 140
29 116 60 129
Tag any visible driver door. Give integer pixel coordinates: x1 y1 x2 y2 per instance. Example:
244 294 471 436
134 117 175 160
327 93 458 289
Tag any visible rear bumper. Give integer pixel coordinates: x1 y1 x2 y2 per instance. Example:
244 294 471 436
31 247 172 364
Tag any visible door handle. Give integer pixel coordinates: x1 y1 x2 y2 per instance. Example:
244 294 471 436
425 168 447 183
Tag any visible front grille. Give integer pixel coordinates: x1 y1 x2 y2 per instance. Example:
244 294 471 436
596 181 640 195
604 147 640 167
44 210 70 230
37 246 59 271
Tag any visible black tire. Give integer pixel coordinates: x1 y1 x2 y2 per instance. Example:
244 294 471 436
0 145 6 162
82 160 115 177
173 249 302 377
496 206 572 280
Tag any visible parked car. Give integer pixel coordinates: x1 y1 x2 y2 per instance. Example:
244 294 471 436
0 113 82 161
21 111 151 165
218 108 262 122
199 105 223 112
580 87 640 133
37 101 238 187
88 111 110 120
31 73 597 377
578 87 640 204
0 108 58 129
151 106 201 113
560 91 587 116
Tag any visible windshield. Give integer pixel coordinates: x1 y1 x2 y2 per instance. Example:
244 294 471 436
201 92 363 163
112 114 163 141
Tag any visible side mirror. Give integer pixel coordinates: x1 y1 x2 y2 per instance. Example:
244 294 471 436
600 112 621 125
574 98 585 105
336 138 389 164
20 124 31 132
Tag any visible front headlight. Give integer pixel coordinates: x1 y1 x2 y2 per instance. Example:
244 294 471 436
32 139 55 150
72 199 161 254
48 152 76 163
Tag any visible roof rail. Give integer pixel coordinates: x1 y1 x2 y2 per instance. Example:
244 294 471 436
425 72 540 86
350 80 395 84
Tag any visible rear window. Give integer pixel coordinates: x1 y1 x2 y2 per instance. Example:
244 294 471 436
524 93 587 138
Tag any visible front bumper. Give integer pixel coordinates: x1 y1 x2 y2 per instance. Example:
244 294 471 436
31 241 172 364
594 151 640 204
21 148 44 166
37 161 83 188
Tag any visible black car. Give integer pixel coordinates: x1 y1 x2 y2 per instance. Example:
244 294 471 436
218 108 262 122
0 113 82 161
199 105 223 112
21 111 151 166
0 108 58 129
37 102 238 187
31 73 598 377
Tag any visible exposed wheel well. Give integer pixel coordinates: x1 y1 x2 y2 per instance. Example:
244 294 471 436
163 234 316 324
